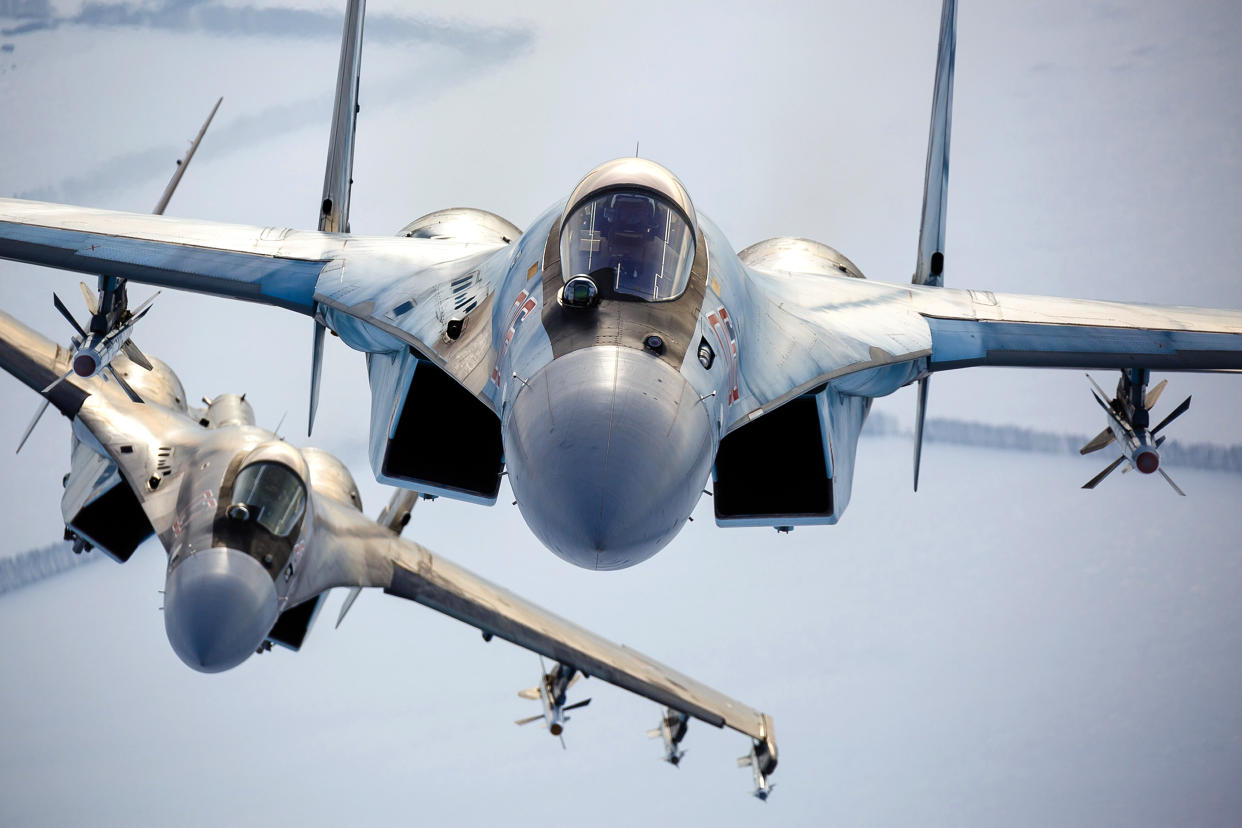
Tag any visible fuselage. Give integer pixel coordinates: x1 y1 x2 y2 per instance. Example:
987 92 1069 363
160 421 307 671
322 158 927 570
494 196 753 569
69 378 352 672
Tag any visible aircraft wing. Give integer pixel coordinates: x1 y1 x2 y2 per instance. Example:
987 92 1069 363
0 198 508 400
295 495 775 747
0 198 345 312
730 268 1242 429
0 308 197 541
913 286 1242 372
725 268 934 429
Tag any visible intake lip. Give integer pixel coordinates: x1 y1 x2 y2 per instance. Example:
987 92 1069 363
503 346 713 570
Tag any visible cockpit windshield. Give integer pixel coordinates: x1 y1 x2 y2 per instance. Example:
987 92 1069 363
560 190 695 302
230 461 307 537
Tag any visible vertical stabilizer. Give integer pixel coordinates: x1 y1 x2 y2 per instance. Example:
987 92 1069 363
310 0 367 435
913 0 956 289
319 0 366 235
912 0 957 489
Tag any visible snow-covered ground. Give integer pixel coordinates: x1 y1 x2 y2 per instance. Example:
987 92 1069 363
1 435 1240 827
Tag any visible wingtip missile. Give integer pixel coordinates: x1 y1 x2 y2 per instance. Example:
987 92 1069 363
649 708 689 766
1080 370 1189 494
516 659 588 744
737 742 776 801
51 287 158 400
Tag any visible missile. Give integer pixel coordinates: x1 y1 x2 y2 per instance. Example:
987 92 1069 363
1081 371 1190 495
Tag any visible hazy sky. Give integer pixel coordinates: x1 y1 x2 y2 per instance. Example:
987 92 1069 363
1 1 1241 825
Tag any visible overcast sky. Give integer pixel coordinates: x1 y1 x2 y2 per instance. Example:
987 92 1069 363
1 1 1241 825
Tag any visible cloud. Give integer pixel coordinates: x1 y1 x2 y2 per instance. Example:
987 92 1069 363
3 0 531 54
9 2 534 202
0 541 97 594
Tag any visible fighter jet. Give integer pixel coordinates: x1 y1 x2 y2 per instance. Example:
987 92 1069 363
2 0 1242 572
0 306 778 797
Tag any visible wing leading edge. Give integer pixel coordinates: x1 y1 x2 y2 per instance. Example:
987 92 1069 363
0 198 509 401
0 198 359 313
0 198 495 318
726 270 1242 442
300 496 775 747
915 287 1242 372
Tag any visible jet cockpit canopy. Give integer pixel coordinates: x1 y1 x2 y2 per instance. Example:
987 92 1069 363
227 443 310 539
230 461 306 537
560 158 698 302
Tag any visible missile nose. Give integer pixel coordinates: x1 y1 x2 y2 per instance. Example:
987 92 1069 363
504 346 714 570
1136 449 1159 474
73 352 97 378
164 547 279 673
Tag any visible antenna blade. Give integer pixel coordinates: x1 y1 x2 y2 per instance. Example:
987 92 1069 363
1158 468 1186 497
1152 396 1191 435
912 0 957 287
319 0 366 233
16 399 50 454
308 319 326 436
52 293 88 339
1082 455 1125 490
153 97 222 216
913 376 930 490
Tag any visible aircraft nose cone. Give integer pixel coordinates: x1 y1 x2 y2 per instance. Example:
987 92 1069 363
504 346 714 570
164 547 279 673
